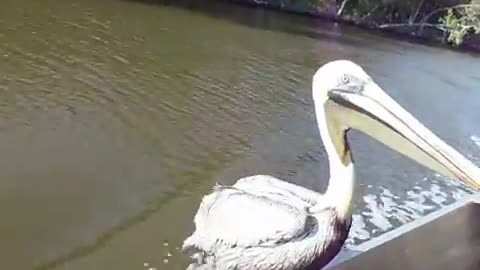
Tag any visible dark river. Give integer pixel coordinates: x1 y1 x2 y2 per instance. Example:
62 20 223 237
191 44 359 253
1 0 480 269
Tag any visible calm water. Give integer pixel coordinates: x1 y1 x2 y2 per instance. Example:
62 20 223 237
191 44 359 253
1 0 480 269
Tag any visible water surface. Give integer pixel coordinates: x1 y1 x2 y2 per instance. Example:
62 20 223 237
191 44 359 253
0 0 479 269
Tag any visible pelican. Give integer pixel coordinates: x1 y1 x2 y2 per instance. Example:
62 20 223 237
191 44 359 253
182 60 480 270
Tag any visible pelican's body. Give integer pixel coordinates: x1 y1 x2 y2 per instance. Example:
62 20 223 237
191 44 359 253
183 60 480 270
183 175 351 270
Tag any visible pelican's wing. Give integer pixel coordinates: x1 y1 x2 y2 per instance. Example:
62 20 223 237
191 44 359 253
183 185 310 254
233 175 320 206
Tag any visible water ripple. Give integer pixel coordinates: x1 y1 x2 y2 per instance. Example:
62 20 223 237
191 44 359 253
347 174 475 246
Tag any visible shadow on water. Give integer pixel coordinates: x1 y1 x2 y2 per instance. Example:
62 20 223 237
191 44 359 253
122 0 395 50
123 0 480 57
124 0 480 57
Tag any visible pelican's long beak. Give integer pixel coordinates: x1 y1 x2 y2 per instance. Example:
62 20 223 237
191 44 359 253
327 81 480 189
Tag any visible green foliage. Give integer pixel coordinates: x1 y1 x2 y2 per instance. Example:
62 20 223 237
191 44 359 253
439 9 467 45
341 0 479 46
239 0 480 46
439 2 480 45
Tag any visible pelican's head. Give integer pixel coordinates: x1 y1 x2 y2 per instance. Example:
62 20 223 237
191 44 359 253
312 60 372 103
312 60 480 189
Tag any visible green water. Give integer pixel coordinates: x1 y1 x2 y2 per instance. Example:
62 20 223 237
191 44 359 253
1 0 480 269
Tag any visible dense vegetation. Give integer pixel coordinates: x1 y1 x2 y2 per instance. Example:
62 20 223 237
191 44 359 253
340 0 480 46
235 0 480 47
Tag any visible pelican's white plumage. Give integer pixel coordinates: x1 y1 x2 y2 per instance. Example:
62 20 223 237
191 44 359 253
182 60 480 270
184 177 348 270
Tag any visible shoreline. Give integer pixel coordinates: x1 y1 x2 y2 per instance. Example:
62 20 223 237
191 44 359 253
229 0 480 54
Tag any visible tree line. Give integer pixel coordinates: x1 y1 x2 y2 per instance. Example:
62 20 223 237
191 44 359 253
337 0 480 45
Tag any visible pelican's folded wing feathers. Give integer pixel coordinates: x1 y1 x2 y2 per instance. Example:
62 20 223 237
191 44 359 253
183 186 309 254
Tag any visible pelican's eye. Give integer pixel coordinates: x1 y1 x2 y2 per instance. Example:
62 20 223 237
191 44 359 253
340 74 350 84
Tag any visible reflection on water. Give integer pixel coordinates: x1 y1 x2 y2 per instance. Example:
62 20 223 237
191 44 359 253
0 0 479 269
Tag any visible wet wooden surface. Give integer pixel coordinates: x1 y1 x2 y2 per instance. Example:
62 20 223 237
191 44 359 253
332 203 480 270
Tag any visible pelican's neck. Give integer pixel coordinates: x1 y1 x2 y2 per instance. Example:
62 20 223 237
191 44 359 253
314 100 355 219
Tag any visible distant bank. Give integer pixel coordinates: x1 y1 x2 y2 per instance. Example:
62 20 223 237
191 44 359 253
231 0 480 53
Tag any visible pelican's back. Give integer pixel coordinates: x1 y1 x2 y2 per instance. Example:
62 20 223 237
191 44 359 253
183 184 309 254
